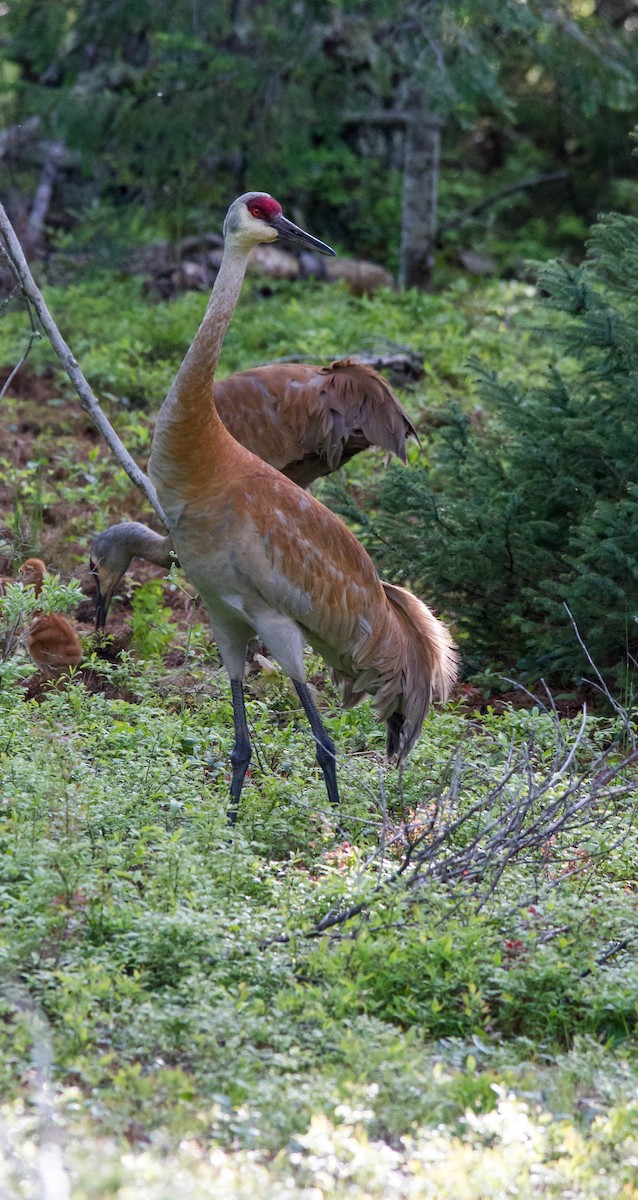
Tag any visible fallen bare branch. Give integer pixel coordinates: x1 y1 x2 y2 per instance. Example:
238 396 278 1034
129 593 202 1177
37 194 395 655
0 202 168 527
259 691 638 950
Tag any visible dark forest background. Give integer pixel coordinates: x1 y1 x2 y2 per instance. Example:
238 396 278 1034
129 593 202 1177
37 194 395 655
3 0 638 281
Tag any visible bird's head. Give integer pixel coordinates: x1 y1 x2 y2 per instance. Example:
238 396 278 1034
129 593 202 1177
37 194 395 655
223 193 335 257
18 557 47 593
90 528 132 631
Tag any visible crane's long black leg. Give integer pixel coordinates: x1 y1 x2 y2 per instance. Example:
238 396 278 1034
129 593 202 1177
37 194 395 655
293 680 340 808
227 678 252 826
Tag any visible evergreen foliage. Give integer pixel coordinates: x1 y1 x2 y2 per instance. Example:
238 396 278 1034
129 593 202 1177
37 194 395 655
353 212 638 687
2 1 637 268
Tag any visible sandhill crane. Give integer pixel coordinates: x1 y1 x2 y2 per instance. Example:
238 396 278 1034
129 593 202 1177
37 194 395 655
147 193 458 823
91 359 416 629
91 523 174 630
215 358 416 488
16 558 83 672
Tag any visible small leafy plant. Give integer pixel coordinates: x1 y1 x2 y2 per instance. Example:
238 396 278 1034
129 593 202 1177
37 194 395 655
130 578 178 659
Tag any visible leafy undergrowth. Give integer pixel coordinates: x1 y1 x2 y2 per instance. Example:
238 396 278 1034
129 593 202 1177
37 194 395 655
0 660 637 1197
0 272 548 411
1 271 637 1194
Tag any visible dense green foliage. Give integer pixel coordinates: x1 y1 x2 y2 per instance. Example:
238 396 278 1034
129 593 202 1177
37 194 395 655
2 0 638 271
1 667 637 1195
341 211 638 688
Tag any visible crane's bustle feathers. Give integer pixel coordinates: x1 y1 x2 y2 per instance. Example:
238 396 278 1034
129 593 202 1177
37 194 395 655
335 581 458 765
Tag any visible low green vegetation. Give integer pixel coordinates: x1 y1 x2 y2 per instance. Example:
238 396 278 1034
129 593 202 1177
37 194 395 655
1 211 638 1195
0 663 637 1195
0 270 547 410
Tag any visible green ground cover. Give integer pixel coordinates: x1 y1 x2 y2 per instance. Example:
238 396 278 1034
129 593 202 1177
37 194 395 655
1 270 637 1195
1 673 637 1196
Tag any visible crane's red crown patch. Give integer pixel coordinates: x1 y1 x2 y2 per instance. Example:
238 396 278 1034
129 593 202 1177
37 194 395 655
248 195 282 221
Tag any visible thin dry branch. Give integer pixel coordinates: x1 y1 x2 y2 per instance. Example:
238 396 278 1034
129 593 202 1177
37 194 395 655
438 170 569 236
564 602 634 730
0 332 40 402
260 697 638 950
0 203 168 527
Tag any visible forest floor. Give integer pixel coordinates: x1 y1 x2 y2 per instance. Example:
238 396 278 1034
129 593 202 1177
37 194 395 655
1 277 637 1198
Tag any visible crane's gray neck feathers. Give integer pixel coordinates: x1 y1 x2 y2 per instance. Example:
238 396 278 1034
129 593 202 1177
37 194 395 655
127 525 173 566
165 241 249 417
148 240 250 520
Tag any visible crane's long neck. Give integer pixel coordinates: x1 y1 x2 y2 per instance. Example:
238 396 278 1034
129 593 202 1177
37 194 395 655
122 524 174 568
139 529 174 567
149 240 250 513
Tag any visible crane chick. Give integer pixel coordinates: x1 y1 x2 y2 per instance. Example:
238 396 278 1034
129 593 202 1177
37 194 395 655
17 558 83 673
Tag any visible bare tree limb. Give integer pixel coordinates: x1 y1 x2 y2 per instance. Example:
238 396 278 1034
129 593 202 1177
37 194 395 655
0 202 168 527
438 171 569 236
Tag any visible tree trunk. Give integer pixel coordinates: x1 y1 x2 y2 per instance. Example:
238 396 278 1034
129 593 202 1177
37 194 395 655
24 141 65 258
399 90 442 290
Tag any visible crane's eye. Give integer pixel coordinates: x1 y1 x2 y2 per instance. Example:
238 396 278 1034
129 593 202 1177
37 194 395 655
249 206 263 219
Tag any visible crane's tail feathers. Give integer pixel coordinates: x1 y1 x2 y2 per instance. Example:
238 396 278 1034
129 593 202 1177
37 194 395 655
380 582 458 763
382 582 458 700
333 583 458 765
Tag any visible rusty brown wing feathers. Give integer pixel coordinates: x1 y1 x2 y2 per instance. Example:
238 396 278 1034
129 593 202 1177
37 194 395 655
242 472 457 760
214 359 416 488
311 359 417 466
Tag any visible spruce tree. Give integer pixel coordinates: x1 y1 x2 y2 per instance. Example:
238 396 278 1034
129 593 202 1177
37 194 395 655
358 212 638 689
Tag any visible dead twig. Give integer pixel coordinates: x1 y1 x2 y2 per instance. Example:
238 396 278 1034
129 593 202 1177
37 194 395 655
259 693 638 949
0 202 168 528
0 329 41 403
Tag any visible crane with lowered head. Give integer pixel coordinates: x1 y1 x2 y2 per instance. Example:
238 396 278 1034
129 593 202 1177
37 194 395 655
147 193 458 823
91 358 416 629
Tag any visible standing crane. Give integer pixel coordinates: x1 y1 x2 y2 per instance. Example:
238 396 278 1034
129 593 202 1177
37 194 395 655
148 193 458 823
91 359 416 629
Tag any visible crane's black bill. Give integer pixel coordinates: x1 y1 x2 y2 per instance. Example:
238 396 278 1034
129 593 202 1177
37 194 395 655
271 214 335 256
90 561 109 630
